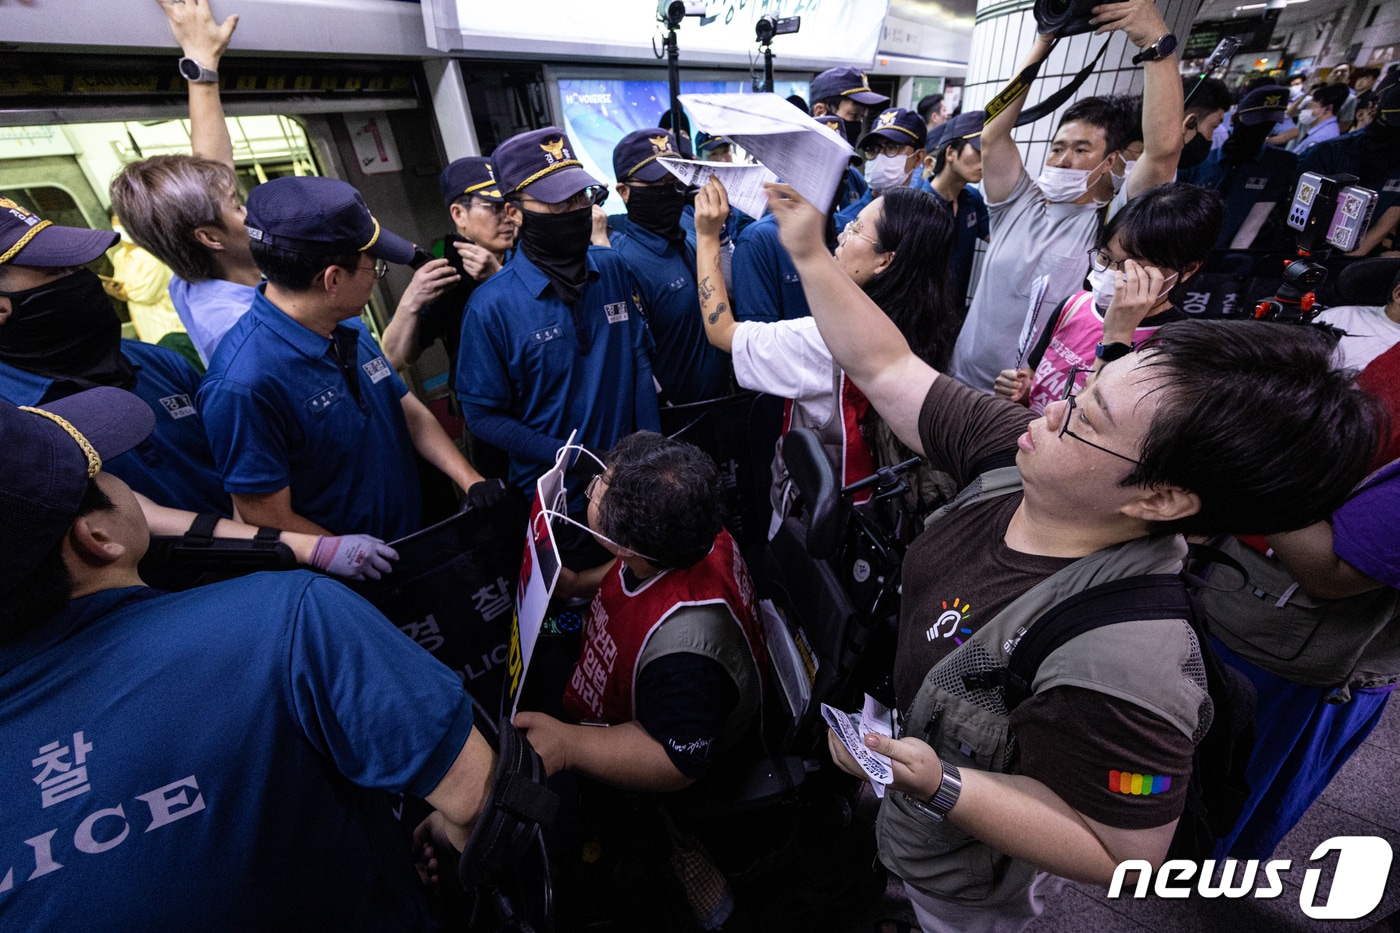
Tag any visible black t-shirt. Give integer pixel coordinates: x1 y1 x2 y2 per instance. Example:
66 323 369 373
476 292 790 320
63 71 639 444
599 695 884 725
900 376 1193 829
416 235 483 387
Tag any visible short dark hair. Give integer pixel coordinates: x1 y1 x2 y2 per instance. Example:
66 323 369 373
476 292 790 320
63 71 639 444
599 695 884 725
1 480 114 645
932 136 973 176
815 96 847 115
864 187 960 370
1058 95 1135 155
1096 183 1223 273
1184 77 1231 120
916 93 945 123
599 432 724 569
1124 320 1383 536
787 94 810 114
248 239 361 291
1312 83 1349 114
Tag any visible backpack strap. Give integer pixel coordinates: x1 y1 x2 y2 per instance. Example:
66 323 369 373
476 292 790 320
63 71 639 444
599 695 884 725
993 574 1192 711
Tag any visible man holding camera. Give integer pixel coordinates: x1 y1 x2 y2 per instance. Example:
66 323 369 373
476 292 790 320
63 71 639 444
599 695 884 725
197 176 496 541
949 0 1185 393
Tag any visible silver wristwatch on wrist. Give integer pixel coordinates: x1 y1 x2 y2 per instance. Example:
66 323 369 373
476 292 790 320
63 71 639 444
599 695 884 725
911 761 962 822
177 57 219 84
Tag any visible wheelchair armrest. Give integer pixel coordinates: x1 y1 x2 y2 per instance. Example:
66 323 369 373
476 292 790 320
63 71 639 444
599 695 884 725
782 429 845 561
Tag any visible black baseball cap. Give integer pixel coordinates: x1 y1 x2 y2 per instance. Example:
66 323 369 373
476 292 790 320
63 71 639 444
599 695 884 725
613 129 681 183
929 110 985 152
1 388 155 597
1235 86 1290 126
439 156 504 208
244 176 416 265
809 68 888 107
493 127 601 204
857 108 927 152
0 198 117 268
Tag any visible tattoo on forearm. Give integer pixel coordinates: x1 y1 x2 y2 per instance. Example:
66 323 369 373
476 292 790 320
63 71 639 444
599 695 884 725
698 276 715 303
708 302 729 325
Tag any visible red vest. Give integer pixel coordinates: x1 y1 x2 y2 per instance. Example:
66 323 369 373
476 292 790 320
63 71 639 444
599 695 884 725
782 366 877 505
561 528 768 724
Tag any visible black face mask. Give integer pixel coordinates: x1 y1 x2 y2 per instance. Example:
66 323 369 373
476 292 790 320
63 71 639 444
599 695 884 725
842 118 863 148
0 268 136 396
1179 129 1212 169
626 184 687 243
517 206 593 307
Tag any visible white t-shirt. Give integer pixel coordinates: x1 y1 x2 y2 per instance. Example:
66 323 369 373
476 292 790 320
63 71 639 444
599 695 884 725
949 170 1126 392
1315 304 1400 371
730 316 837 427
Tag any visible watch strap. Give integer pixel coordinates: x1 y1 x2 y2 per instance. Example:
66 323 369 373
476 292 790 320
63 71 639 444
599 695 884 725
1132 33 1176 65
178 57 219 83
912 761 962 822
1096 341 1135 362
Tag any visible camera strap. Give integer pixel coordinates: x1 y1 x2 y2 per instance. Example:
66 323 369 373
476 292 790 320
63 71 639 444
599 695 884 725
981 38 1112 128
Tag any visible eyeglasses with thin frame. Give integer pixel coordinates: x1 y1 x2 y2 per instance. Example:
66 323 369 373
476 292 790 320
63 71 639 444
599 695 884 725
470 197 511 218
1056 367 1142 466
358 257 388 280
1086 247 1127 274
839 218 882 250
514 188 598 214
864 141 914 158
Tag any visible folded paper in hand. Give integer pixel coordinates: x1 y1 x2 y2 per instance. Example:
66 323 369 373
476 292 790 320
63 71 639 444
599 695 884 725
659 157 777 221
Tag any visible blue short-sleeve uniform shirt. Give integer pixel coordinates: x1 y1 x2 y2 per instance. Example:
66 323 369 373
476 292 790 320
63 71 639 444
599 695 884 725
0 572 473 930
925 183 989 307
610 224 731 403
455 248 658 494
0 340 229 515
1179 145 1299 248
731 215 808 323
197 287 423 539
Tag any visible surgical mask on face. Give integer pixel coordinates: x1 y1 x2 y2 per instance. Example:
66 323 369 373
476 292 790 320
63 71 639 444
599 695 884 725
866 153 912 193
542 445 660 563
1088 266 1116 309
1038 157 1111 205
1298 106 1317 128
1110 158 1137 195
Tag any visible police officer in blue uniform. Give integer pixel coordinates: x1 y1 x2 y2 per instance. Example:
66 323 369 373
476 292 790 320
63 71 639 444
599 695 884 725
455 127 660 529
916 111 990 309
1179 86 1299 249
857 107 928 195
1299 80 1400 249
729 113 871 323
607 129 731 404
0 199 228 515
198 176 497 541
0 386 500 929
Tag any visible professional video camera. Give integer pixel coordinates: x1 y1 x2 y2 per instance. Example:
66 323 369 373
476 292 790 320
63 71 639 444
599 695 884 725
753 14 800 92
1254 172 1377 324
1033 0 1125 38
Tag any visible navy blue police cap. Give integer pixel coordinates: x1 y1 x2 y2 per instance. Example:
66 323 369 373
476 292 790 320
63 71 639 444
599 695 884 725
1235 86 1290 126
439 156 504 208
244 176 416 265
929 110 985 153
810 67 889 107
1 387 154 597
493 127 601 204
858 108 927 152
695 132 732 157
613 128 682 183
0 197 117 268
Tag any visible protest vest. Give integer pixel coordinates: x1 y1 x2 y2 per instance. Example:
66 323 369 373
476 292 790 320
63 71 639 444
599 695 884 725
771 362 877 523
879 468 1209 905
1028 291 1163 416
562 529 768 751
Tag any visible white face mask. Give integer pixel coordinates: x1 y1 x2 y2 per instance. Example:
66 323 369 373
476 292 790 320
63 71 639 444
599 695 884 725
1110 159 1137 195
867 153 912 193
542 444 659 563
1298 106 1317 128
1038 156 1111 205
1088 266 1116 309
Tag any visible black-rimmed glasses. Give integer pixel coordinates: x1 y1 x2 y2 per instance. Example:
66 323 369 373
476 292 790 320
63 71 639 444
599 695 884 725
1056 367 1141 465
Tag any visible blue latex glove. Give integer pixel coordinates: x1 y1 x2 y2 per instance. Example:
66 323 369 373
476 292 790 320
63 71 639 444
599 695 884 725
310 534 399 581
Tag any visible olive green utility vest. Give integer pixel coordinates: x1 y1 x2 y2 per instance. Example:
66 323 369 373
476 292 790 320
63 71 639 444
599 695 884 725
876 467 1211 906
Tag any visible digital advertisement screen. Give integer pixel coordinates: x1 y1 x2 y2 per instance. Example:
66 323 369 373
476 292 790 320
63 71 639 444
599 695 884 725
557 78 809 185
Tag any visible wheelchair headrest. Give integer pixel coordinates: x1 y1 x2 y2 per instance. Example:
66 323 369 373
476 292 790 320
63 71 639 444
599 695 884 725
457 716 560 890
782 429 844 561
1336 257 1400 307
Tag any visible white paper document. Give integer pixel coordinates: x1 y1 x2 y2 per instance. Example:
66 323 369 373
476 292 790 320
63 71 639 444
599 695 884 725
822 693 896 797
679 92 855 214
659 157 777 221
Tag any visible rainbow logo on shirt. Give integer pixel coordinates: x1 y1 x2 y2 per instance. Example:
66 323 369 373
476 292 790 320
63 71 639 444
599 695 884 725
1109 770 1172 795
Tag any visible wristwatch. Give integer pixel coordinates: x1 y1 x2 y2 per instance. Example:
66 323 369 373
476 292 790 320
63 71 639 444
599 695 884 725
911 761 962 822
1132 33 1177 65
1095 341 1135 363
177 57 219 84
